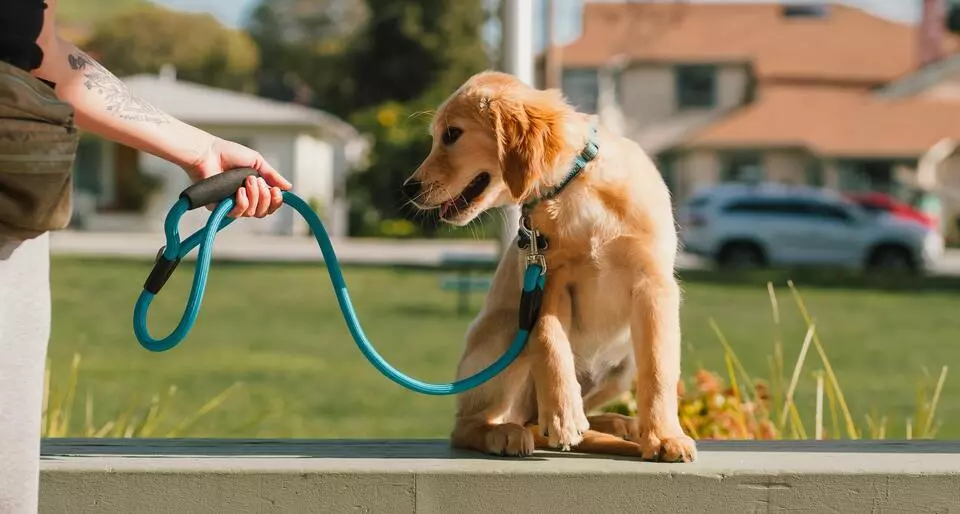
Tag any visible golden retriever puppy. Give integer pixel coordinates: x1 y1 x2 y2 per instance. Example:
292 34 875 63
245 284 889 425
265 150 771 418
403 71 696 462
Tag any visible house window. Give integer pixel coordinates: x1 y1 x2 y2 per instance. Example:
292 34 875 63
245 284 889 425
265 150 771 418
719 151 763 183
806 159 825 187
837 160 899 195
675 64 717 109
782 5 829 18
562 69 598 114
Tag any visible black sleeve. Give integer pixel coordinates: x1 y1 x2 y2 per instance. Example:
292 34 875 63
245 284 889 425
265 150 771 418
0 0 48 72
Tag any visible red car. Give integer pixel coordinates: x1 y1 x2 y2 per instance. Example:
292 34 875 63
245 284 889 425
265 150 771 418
844 192 937 229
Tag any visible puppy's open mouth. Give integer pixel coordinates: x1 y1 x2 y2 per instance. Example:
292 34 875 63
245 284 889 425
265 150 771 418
439 172 490 219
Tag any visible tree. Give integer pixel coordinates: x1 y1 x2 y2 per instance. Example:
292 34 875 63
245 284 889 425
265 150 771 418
244 0 491 236
246 0 369 115
343 0 490 112
342 0 492 236
84 5 260 92
57 0 146 25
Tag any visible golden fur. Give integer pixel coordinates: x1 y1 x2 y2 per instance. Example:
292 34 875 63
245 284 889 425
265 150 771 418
405 71 696 462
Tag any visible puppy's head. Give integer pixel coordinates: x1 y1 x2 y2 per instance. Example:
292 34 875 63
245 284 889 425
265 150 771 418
403 71 569 226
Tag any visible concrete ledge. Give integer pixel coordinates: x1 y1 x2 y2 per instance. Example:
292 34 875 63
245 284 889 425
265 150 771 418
40 439 960 513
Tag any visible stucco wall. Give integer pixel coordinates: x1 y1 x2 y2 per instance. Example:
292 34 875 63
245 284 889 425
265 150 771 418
666 149 821 202
291 134 335 237
618 63 749 132
673 150 719 200
763 151 811 185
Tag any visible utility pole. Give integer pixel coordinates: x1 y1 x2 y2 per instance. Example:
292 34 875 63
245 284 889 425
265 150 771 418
543 0 562 89
499 0 535 253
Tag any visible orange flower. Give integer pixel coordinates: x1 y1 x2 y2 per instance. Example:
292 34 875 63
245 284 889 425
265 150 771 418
696 369 722 394
754 381 770 402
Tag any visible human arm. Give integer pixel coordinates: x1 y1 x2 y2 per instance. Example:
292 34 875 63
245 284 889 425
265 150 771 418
30 0 289 217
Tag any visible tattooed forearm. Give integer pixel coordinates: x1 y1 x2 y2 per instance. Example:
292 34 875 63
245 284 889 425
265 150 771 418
67 52 171 125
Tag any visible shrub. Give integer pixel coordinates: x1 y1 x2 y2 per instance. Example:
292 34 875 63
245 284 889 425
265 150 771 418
379 218 419 238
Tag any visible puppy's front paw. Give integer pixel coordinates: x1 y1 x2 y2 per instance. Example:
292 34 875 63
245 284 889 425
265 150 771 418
484 423 535 457
538 399 590 451
637 428 697 463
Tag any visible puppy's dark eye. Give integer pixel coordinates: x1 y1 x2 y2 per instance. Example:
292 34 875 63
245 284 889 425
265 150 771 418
442 127 463 146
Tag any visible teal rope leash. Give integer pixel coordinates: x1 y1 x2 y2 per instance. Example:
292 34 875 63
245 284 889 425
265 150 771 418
132 169 544 396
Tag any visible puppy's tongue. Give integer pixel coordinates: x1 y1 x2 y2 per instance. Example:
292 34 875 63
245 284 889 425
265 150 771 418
440 200 453 218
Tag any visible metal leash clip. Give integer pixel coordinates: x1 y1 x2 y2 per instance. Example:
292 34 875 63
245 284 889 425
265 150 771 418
518 215 547 275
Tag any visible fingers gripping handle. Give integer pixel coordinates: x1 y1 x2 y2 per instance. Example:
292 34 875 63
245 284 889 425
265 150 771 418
180 168 260 210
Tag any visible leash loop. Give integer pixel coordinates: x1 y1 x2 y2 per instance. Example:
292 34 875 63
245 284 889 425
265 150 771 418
132 172 541 395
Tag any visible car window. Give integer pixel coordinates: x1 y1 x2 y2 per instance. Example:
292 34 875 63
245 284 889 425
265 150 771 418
856 202 887 215
722 198 809 216
809 201 854 223
847 196 884 211
722 197 856 223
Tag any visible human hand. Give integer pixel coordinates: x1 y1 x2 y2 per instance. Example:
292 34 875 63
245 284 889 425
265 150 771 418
183 137 293 218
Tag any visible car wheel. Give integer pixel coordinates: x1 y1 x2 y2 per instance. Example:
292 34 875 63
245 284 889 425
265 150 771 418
717 242 765 270
868 246 916 274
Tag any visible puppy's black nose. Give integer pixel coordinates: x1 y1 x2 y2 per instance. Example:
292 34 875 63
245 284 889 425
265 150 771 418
402 179 422 200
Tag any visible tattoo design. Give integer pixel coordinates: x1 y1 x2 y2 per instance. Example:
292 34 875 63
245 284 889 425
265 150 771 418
68 52 171 125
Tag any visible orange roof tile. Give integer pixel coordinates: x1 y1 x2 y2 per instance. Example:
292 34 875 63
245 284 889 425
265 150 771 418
681 85 960 158
562 3 960 85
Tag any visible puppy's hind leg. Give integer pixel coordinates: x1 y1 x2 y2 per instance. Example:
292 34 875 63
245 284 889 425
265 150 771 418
583 356 636 414
450 307 537 457
587 413 639 442
583 357 640 441
529 427 643 457
452 420 535 457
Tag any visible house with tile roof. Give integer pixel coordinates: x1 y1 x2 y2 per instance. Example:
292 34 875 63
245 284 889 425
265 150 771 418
547 1 960 233
71 68 369 238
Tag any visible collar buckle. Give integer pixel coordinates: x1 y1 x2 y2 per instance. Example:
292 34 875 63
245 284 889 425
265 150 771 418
522 121 600 212
581 139 599 161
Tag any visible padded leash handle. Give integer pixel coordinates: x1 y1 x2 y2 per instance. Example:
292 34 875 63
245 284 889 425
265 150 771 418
180 168 261 210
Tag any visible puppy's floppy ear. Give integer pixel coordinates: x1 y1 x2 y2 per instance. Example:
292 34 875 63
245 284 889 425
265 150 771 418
488 88 566 201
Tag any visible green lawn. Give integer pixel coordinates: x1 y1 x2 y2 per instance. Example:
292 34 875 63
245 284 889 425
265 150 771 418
48 257 960 439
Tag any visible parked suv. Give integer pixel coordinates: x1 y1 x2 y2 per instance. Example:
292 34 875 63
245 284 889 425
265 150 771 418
677 183 944 274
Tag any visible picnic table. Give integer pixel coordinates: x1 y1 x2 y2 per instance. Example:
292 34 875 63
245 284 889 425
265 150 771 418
437 252 498 314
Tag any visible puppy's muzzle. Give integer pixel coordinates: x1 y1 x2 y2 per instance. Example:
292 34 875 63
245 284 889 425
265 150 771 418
402 179 422 201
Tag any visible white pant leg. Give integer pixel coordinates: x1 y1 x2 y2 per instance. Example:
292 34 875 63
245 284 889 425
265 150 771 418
0 233 51 514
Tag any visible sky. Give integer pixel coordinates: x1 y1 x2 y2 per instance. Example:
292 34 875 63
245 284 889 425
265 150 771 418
153 0 923 45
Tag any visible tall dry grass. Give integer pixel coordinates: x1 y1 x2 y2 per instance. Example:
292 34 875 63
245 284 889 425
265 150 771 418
41 353 244 438
605 281 948 440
